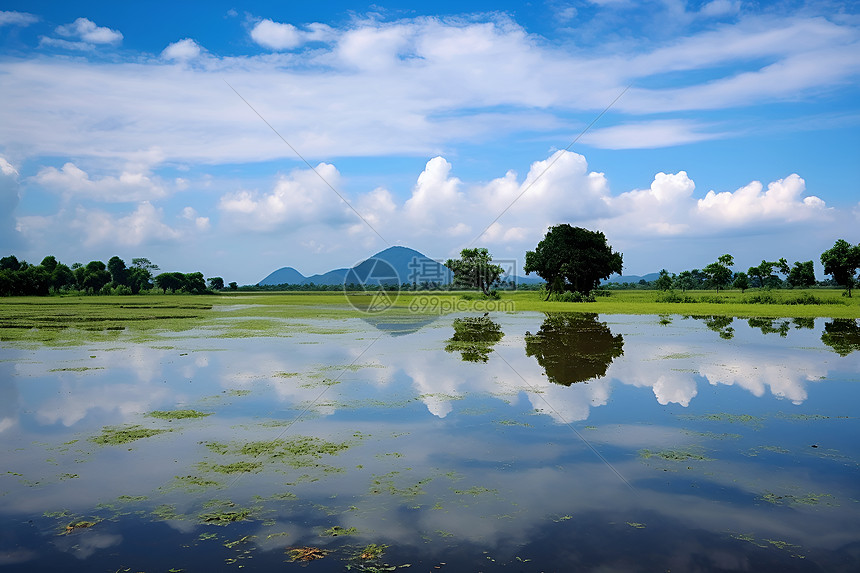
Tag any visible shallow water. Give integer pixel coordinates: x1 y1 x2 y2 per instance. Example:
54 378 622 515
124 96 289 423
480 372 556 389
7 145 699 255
1 312 859 572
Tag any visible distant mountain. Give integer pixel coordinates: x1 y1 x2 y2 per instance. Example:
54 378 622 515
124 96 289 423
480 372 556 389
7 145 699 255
603 273 659 284
258 246 452 286
257 246 560 288
302 268 349 286
514 274 545 285
258 266 307 286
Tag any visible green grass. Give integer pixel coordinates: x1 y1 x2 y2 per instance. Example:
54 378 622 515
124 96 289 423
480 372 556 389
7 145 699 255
214 289 860 318
1 288 857 348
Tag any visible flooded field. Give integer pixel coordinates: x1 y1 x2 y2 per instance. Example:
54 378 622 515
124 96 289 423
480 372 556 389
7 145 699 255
1 310 859 572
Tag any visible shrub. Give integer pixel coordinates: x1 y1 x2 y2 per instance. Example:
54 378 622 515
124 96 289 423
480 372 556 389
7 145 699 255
551 290 595 303
656 290 696 303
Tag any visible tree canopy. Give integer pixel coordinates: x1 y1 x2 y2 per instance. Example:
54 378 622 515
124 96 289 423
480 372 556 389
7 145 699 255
703 254 734 292
0 253 216 297
445 248 503 295
820 239 860 297
524 225 622 298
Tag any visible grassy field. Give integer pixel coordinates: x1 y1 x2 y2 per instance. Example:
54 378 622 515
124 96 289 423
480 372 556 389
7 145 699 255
1 288 858 345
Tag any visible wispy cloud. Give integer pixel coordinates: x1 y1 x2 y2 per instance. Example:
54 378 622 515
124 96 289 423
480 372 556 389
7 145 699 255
0 10 38 27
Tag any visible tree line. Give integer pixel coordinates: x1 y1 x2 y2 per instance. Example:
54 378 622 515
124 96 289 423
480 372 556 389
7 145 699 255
0 254 235 297
447 230 860 299
640 239 860 297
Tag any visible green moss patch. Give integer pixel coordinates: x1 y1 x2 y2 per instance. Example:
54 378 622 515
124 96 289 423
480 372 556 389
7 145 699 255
321 525 358 537
203 435 358 470
759 491 836 506
147 409 212 420
199 507 253 526
198 461 263 474
89 425 170 445
453 486 498 496
639 448 710 461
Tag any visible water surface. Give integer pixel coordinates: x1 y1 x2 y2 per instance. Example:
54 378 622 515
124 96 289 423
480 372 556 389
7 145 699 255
1 312 859 571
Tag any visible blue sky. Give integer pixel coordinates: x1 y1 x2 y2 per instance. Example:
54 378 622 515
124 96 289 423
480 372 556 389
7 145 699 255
1 0 858 284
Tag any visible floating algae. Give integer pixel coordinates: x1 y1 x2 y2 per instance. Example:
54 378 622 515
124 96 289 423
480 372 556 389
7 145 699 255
147 409 212 420
89 425 170 446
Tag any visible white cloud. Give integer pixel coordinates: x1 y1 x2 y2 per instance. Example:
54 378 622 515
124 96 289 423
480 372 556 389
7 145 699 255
0 10 38 27
2 14 857 165
218 163 351 230
0 156 22 247
181 206 210 231
38 37 96 51
70 202 182 247
403 156 464 228
250 19 301 49
161 38 202 61
33 162 167 202
698 0 741 18
250 19 335 50
0 156 18 177
697 173 827 225
608 171 696 236
583 120 722 149
55 17 122 45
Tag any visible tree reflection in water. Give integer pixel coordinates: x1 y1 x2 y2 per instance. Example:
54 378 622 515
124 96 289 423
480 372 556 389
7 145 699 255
445 316 504 362
524 313 624 385
821 318 860 356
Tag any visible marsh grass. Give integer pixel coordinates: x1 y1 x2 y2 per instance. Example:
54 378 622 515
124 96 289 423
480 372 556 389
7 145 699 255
0 295 213 345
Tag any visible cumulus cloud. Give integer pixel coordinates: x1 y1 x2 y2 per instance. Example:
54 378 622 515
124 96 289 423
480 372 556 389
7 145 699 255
249 19 333 50
251 19 302 49
70 202 182 247
0 10 38 27
41 17 122 50
211 149 838 277
218 163 352 230
161 38 202 61
181 206 210 231
33 162 167 202
609 171 696 236
56 17 123 44
403 157 464 227
696 173 827 225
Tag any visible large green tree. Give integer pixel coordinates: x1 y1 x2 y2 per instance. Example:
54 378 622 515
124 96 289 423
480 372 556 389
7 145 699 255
107 256 129 288
154 272 184 294
76 261 111 294
654 269 673 291
787 260 816 288
820 239 860 297
128 257 158 294
524 225 622 299
703 254 734 292
732 272 750 293
445 248 503 295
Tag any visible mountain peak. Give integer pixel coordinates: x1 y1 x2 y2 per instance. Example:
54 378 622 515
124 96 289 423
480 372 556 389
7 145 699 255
258 246 452 286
